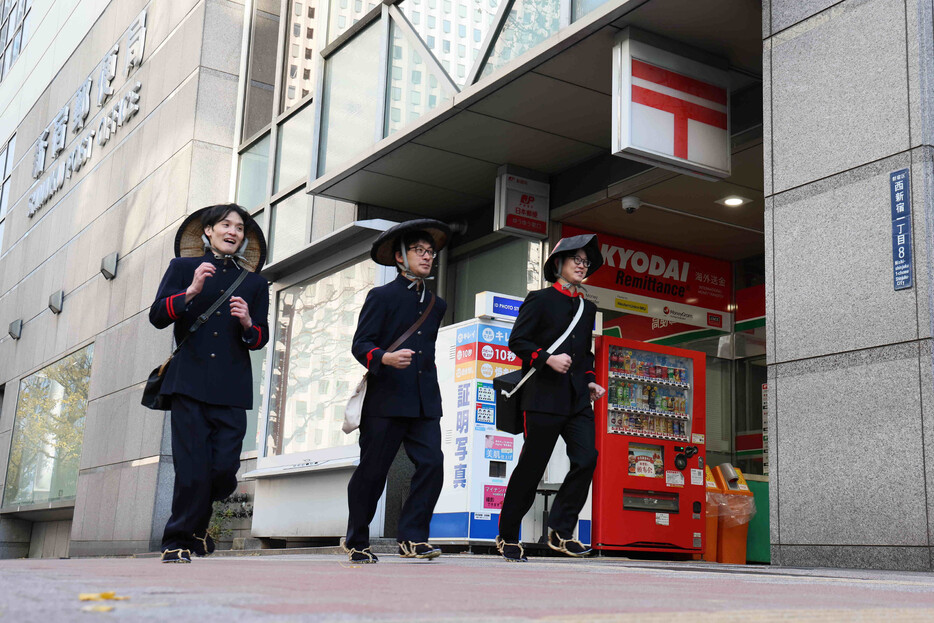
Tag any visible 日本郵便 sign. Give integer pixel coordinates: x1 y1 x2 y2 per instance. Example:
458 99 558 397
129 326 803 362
494 164 549 240
890 168 912 290
27 10 148 218
612 28 731 181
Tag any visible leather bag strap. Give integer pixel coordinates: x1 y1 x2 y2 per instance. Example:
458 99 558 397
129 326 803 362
386 291 436 353
503 297 585 399
170 267 251 357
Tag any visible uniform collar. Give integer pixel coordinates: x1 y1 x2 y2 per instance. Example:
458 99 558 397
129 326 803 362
553 281 585 298
203 250 241 268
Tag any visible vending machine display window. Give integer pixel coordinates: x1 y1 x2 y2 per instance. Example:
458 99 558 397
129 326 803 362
628 443 664 479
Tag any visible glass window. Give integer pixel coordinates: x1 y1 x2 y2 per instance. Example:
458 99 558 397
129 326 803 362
384 22 451 137
274 102 315 192
0 133 13 249
243 2 282 140
452 239 541 322
269 190 313 265
328 0 379 43
266 261 377 455
317 22 382 175
243 310 272 453
2 345 94 509
400 0 505 88
572 0 613 22
480 0 561 79
282 0 318 113
236 133 270 211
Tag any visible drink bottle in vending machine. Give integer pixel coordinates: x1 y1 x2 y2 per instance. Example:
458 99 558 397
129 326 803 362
593 336 707 554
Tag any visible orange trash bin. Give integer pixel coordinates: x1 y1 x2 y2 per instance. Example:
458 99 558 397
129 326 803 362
712 463 756 564
703 465 723 562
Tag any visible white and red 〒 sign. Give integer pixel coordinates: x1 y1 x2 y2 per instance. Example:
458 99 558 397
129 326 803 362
612 28 731 180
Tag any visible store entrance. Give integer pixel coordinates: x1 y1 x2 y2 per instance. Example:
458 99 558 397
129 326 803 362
552 129 766 477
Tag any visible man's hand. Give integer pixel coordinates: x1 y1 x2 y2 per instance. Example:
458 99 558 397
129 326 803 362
229 296 252 329
185 262 216 302
546 353 572 374
382 349 414 369
589 382 606 402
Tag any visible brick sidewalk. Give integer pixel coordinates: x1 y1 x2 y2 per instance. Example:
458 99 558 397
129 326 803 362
1 553 933 622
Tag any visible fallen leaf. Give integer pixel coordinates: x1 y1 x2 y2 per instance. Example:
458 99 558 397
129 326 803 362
78 592 127 601
81 605 115 613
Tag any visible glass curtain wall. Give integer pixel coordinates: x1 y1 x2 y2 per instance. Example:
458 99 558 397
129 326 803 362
311 0 625 182
266 261 375 455
2 345 94 509
235 0 357 453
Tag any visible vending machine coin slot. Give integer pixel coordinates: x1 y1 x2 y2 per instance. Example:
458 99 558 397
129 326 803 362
622 490 679 513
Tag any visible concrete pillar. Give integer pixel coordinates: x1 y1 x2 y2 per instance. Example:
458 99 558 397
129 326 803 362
764 0 934 570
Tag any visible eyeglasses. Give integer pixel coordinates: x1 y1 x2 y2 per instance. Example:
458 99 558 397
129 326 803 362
408 246 437 259
571 256 591 268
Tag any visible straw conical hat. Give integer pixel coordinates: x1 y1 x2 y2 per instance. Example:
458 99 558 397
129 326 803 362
174 205 267 272
543 233 603 282
370 219 451 267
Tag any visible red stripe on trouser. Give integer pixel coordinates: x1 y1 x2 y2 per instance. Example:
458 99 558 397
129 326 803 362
523 411 527 437
631 58 727 105
631 86 727 160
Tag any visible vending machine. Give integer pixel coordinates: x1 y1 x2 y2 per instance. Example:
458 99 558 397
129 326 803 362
592 336 707 553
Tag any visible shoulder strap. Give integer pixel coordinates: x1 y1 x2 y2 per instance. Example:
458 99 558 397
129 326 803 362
170 267 251 356
190 268 250 333
503 297 585 399
386 291 436 353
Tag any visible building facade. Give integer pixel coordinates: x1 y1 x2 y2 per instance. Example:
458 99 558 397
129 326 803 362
0 0 931 571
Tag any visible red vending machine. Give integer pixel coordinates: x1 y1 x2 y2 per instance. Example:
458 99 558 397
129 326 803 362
592 336 706 554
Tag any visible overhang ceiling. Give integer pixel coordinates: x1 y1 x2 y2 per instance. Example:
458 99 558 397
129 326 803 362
311 0 764 261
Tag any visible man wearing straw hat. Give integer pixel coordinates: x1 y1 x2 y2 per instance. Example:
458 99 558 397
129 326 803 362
149 203 269 563
342 219 450 563
495 233 606 562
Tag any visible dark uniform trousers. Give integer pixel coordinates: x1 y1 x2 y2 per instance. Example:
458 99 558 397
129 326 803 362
345 411 444 549
497 283 600 543
345 274 448 549
497 410 597 542
162 395 246 550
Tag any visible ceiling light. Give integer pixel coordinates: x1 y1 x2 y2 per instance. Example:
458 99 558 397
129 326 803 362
717 195 751 207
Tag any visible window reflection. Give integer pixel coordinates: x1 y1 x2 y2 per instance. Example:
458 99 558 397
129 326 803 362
572 0 613 22
266 262 376 455
318 23 382 175
282 0 318 112
399 0 503 88
480 0 560 79
2 345 94 509
384 21 450 137
274 102 315 193
243 2 282 140
236 134 270 210
328 0 379 43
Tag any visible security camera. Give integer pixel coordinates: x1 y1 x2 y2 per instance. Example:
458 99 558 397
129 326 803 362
621 196 641 214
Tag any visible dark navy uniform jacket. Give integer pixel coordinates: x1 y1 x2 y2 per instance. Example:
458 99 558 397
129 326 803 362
508 284 597 416
149 252 270 409
351 274 447 419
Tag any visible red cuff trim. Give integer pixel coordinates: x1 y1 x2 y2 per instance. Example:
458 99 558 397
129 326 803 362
586 370 595 375
252 325 262 347
366 347 379 369
166 293 184 320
